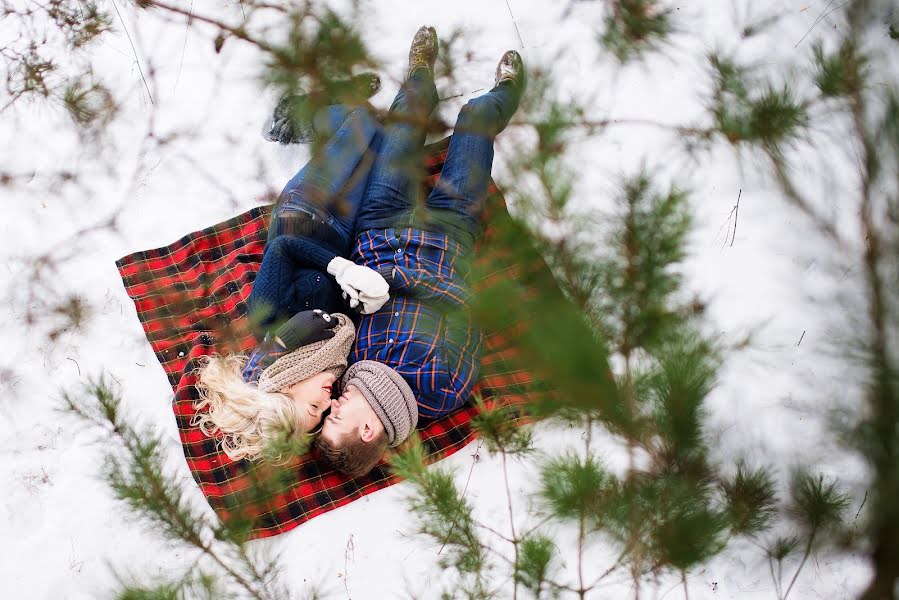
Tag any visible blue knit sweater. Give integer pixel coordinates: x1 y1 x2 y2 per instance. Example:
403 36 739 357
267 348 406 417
248 212 348 332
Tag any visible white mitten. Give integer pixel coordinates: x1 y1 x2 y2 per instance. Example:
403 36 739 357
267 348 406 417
356 289 391 314
327 257 390 313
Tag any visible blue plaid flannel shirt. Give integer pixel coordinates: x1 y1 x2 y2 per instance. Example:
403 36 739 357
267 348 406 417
241 334 288 383
351 227 483 419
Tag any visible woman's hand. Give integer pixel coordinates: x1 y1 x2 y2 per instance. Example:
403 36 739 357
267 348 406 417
273 309 338 350
326 257 390 314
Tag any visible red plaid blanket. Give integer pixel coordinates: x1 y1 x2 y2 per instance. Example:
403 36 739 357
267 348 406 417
116 137 539 539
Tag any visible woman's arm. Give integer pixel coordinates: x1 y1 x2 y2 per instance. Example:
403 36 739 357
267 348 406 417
266 235 338 271
247 236 339 331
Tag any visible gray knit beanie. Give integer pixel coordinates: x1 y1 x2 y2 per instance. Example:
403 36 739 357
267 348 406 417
341 360 418 447
257 313 355 393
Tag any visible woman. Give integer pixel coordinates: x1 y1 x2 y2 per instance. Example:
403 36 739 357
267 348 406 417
193 309 354 462
192 79 391 462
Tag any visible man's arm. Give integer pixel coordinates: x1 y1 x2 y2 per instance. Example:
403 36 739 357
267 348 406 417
377 265 473 309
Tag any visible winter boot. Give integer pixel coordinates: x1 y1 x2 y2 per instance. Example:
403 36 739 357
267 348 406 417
407 26 438 78
494 50 526 95
265 72 381 145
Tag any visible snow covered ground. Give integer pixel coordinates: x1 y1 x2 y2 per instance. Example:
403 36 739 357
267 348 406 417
0 1 878 598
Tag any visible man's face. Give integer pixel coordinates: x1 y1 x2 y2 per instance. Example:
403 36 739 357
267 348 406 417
320 384 384 444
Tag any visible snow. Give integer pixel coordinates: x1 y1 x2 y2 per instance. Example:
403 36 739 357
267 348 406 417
1 0 878 598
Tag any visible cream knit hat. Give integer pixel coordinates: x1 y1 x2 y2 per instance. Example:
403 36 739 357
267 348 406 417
341 360 418 447
257 313 355 393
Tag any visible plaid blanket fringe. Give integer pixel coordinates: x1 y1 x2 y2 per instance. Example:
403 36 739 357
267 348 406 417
116 137 539 539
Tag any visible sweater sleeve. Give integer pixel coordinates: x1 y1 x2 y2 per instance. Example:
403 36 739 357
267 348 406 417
267 235 338 271
247 236 339 334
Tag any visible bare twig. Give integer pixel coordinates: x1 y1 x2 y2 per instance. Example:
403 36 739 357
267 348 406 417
501 450 520 600
475 520 516 544
109 0 154 104
504 0 525 49
855 490 868 520
439 88 485 102
768 554 783 599
794 0 852 48
137 0 278 54
172 0 194 93
730 189 741 247
520 514 555 540
438 440 482 555
767 150 842 243
782 533 816 600
587 550 628 589
343 534 354 599
66 357 81 376
797 330 806 346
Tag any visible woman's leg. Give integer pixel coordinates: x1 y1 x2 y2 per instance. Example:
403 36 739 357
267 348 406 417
275 105 380 242
424 80 520 248
278 105 353 198
353 68 440 235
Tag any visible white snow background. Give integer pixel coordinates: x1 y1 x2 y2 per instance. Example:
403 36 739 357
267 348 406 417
0 0 883 598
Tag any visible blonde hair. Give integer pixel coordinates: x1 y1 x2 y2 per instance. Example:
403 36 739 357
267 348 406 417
192 354 307 464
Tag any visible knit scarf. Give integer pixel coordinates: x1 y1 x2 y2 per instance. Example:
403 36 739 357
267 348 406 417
257 313 355 393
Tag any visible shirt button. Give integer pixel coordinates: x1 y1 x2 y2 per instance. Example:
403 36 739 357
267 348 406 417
395 312 399 317
388 338 394 343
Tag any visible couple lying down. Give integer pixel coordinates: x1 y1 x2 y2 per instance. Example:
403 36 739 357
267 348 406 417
193 27 525 478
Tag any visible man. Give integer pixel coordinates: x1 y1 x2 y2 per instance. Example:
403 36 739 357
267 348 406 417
315 26 526 477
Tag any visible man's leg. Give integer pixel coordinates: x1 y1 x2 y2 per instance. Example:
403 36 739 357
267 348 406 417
424 80 520 248
275 105 380 243
353 67 439 234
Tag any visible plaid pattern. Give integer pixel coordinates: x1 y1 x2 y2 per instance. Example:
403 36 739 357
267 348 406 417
116 137 539 539
241 333 288 383
353 228 482 419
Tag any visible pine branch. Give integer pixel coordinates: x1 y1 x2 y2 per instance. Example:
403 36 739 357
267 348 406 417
577 418 593 599
62 377 285 600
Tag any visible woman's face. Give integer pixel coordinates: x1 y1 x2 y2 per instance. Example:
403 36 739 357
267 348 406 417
283 371 337 433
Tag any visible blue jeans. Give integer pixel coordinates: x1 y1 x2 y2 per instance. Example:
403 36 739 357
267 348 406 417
274 105 381 248
354 70 520 248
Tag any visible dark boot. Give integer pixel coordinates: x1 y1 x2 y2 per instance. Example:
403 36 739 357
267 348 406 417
265 72 381 145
